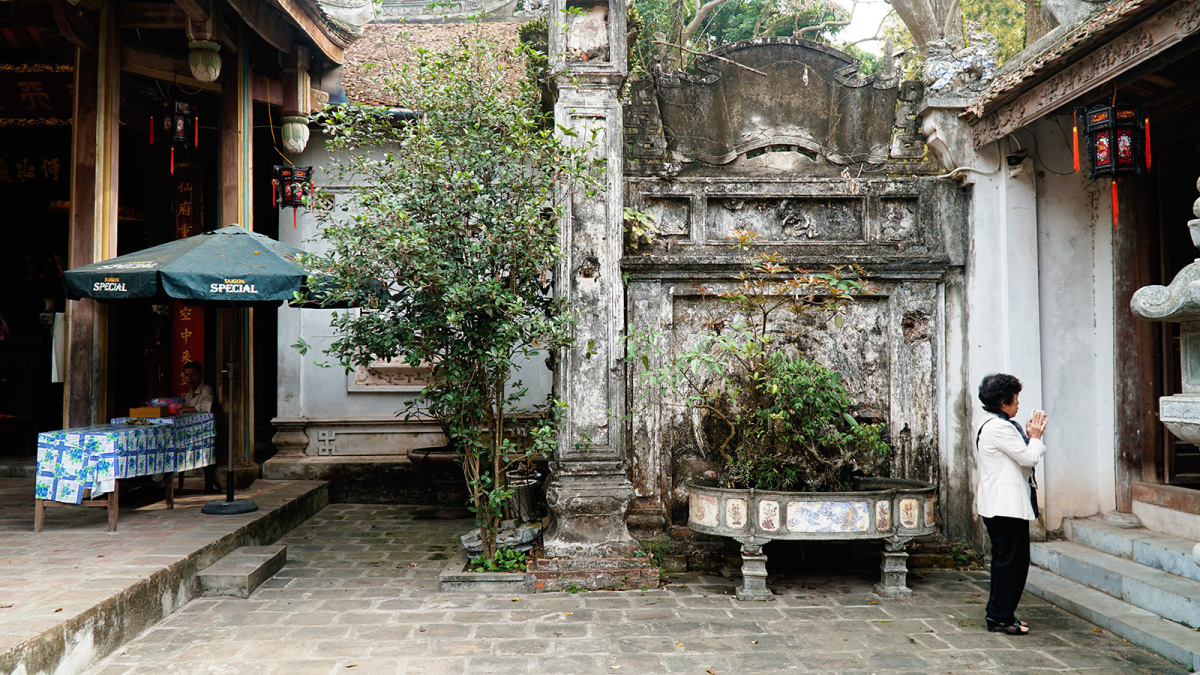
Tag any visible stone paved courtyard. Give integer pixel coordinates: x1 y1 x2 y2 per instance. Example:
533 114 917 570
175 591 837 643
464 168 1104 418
81 504 1186 675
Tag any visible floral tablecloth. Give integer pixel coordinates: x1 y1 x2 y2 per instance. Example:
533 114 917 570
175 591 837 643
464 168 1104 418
35 413 215 504
109 413 216 472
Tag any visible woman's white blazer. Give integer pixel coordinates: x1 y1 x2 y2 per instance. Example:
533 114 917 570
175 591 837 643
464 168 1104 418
975 415 1045 520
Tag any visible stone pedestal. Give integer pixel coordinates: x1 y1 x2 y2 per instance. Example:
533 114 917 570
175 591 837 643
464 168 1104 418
543 466 637 558
874 536 914 598
734 537 773 601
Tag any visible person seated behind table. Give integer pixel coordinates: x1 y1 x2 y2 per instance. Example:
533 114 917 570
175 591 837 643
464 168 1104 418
181 361 214 413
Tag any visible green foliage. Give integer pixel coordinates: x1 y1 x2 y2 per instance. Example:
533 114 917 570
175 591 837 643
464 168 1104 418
630 229 892 492
623 207 661 250
689 0 847 48
630 0 847 74
306 34 597 560
638 534 673 568
885 0 1025 78
950 540 982 569
467 546 529 572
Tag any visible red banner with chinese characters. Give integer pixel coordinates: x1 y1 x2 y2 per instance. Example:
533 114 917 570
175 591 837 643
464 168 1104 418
170 164 205 396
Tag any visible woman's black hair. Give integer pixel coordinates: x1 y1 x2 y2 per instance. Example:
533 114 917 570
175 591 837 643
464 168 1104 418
978 373 1022 414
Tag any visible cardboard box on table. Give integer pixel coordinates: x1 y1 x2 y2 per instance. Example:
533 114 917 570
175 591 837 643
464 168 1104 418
129 406 169 418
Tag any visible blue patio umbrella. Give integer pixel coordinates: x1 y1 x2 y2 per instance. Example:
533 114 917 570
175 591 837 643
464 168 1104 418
63 225 338 514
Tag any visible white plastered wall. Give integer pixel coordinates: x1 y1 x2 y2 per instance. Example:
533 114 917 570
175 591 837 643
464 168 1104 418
273 132 553 455
1027 115 1117 528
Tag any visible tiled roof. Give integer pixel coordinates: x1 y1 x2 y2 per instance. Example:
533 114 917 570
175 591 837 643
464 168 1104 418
341 22 526 107
965 0 1170 118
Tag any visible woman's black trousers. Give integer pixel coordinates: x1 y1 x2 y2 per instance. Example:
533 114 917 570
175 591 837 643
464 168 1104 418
982 515 1030 623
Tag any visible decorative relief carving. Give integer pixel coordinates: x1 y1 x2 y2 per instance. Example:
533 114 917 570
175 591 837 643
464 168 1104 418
971 0 1200 148
316 429 336 456
705 197 865 243
880 198 919 244
347 358 432 392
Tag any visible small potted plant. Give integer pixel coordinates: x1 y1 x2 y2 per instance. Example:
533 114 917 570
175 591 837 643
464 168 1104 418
632 230 937 599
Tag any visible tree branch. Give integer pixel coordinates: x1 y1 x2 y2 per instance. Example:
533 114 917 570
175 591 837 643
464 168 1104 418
651 39 768 76
680 0 733 49
798 0 856 38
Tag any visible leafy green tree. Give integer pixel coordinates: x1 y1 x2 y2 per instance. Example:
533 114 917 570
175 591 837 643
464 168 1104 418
305 36 595 562
630 0 848 73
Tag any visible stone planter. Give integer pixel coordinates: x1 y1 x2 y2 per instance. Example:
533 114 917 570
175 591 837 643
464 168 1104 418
686 477 937 600
439 547 535 593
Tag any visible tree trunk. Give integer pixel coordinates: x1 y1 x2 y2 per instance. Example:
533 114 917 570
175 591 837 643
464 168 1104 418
888 0 965 52
1024 0 1053 45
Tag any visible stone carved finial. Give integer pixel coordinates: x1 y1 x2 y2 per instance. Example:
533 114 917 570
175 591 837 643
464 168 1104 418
920 25 997 93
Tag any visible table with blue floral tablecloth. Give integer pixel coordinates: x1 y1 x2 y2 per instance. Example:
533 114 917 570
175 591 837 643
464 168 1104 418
109 413 216 474
35 413 215 505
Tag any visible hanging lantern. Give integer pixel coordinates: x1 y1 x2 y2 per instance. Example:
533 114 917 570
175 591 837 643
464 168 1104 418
280 115 310 155
150 100 198 175
187 40 222 83
1075 102 1149 229
273 165 313 228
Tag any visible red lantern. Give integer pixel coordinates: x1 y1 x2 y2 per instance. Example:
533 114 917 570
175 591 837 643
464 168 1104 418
273 165 313 228
150 100 198 175
1076 102 1148 229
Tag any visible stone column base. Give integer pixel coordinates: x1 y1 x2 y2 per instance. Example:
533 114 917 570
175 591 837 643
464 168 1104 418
542 466 639 559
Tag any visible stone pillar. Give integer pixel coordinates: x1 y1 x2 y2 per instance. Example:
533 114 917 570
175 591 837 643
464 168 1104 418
542 0 639 560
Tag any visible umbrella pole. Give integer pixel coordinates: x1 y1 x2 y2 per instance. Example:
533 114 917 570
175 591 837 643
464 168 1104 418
201 308 258 515
225 360 236 503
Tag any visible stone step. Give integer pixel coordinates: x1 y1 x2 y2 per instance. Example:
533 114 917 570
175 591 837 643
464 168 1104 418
1064 516 1200 583
1031 540 1200 629
197 545 287 598
1026 567 1200 671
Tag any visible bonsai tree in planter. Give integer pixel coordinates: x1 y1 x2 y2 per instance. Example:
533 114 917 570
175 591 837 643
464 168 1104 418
635 229 892 491
300 35 595 564
632 231 936 599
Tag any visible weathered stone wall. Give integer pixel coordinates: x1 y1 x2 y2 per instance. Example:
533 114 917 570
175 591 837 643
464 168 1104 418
623 175 967 530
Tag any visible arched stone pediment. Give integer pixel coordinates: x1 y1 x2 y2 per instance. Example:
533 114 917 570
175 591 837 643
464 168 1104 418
655 37 900 169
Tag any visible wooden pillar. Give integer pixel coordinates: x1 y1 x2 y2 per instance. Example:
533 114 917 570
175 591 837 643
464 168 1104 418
65 2 118 427
218 25 257 487
1113 179 1158 511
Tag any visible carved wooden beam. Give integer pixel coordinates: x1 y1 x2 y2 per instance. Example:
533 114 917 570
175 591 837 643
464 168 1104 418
224 0 292 53
970 0 1200 148
173 0 211 23
120 3 187 30
272 0 344 64
121 44 224 92
49 0 96 51
251 76 283 106
117 3 235 53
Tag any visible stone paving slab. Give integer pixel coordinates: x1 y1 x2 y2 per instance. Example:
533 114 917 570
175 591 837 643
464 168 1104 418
81 504 1187 675
0 477 328 675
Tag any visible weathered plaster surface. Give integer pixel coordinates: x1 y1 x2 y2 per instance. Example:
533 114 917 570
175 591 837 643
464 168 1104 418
1031 115 1117 527
624 176 967 529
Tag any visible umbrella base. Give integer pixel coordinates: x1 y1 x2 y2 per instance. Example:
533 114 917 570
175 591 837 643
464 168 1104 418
201 499 260 515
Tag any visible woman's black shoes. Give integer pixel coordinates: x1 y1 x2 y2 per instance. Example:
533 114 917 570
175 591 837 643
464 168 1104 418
986 617 1030 635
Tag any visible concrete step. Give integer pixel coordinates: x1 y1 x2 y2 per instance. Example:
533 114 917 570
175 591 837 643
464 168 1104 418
197 545 287 598
1031 540 1200 629
1064 516 1200 583
1026 567 1200 671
